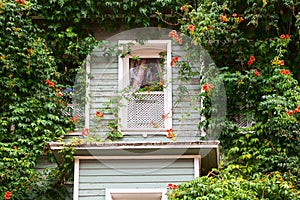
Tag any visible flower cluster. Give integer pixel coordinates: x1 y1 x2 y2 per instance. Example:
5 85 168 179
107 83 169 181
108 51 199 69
96 111 104 118
45 79 54 87
286 106 300 116
247 55 255 66
220 15 229 23
220 13 243 23
202 83 214 92
3 191 11 200
168 30 182 44
187 25 194 33
272 58 285 66
70 115 79 123
15 0 25 4
253 69 260 77
167 183 178 190
232 13 244 24
280 34 290 40
170 56 179 66
280 69 290 75
166 128 174 139
181 5 187 12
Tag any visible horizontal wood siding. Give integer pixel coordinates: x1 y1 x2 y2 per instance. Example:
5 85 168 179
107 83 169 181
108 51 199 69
89 51 119 138
87 40 203 141
35 157 57 174
36 157 73 199
171 43 203 141
78 159 194 199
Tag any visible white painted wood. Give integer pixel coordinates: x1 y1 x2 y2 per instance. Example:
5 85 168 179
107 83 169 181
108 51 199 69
74 155 200 160
165 40 172 131
194 157 200 178
105 189 112 200
49 142 220 150
106 189 167 200
117 40 172 135
118 50 127 129
73 158 80 200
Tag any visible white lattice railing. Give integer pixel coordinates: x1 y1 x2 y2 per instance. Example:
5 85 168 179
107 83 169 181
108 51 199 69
127 92 164 129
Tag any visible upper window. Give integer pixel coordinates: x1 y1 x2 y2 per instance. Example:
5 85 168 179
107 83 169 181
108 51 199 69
129 58 163 92
118 40 172 135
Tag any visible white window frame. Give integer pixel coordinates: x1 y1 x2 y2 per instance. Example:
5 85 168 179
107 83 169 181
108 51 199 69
105 189 168 200
118 40 172 135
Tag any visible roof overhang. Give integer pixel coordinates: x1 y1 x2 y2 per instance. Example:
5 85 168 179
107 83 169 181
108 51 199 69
48 140 220 172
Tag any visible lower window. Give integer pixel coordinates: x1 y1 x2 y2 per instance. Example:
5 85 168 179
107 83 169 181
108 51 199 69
106 189 168 200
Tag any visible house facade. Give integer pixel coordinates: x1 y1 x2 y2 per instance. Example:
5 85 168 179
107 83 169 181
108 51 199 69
49 28 220 200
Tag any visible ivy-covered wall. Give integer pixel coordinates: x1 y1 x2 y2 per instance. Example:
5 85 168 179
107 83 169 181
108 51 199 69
167 0 300 199
1 0 299 199
0 1 190 199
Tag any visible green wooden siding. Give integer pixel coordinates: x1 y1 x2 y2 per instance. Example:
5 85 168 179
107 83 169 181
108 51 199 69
87 41 203 141
78 159 194 200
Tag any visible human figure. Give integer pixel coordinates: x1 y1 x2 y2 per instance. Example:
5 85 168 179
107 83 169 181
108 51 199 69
132 59 146 91
129 60 136 86
145 65 153 84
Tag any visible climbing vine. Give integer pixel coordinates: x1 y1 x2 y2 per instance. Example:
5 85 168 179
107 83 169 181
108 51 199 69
0 0 192 198
1 0 299 199
165 0 300 198
0 1 73 199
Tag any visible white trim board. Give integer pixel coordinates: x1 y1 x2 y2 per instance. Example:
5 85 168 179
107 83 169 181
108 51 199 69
74 155 200 160
73 157 80 200
106 189 168 200
49 141 220 150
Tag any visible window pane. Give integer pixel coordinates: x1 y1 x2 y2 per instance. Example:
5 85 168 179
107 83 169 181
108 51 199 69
129 58 163 92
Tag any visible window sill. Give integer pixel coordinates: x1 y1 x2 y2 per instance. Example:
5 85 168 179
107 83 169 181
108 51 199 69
120 129 168 137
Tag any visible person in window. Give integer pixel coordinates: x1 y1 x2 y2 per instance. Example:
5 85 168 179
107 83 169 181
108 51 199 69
129 60 137 86
132 59 146 91
145 65 153 85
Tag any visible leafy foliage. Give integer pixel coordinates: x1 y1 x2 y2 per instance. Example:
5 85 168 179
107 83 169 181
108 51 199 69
34 0 185 84
1 0 299 199
167 170 299 200
0 0 190 198
0 1 72 199
166 0 300 198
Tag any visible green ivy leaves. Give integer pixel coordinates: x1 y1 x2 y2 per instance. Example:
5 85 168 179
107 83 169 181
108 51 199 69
0 1 72 198
168 170 299 199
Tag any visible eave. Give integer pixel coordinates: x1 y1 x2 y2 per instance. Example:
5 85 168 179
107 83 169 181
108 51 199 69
48 140 220 171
